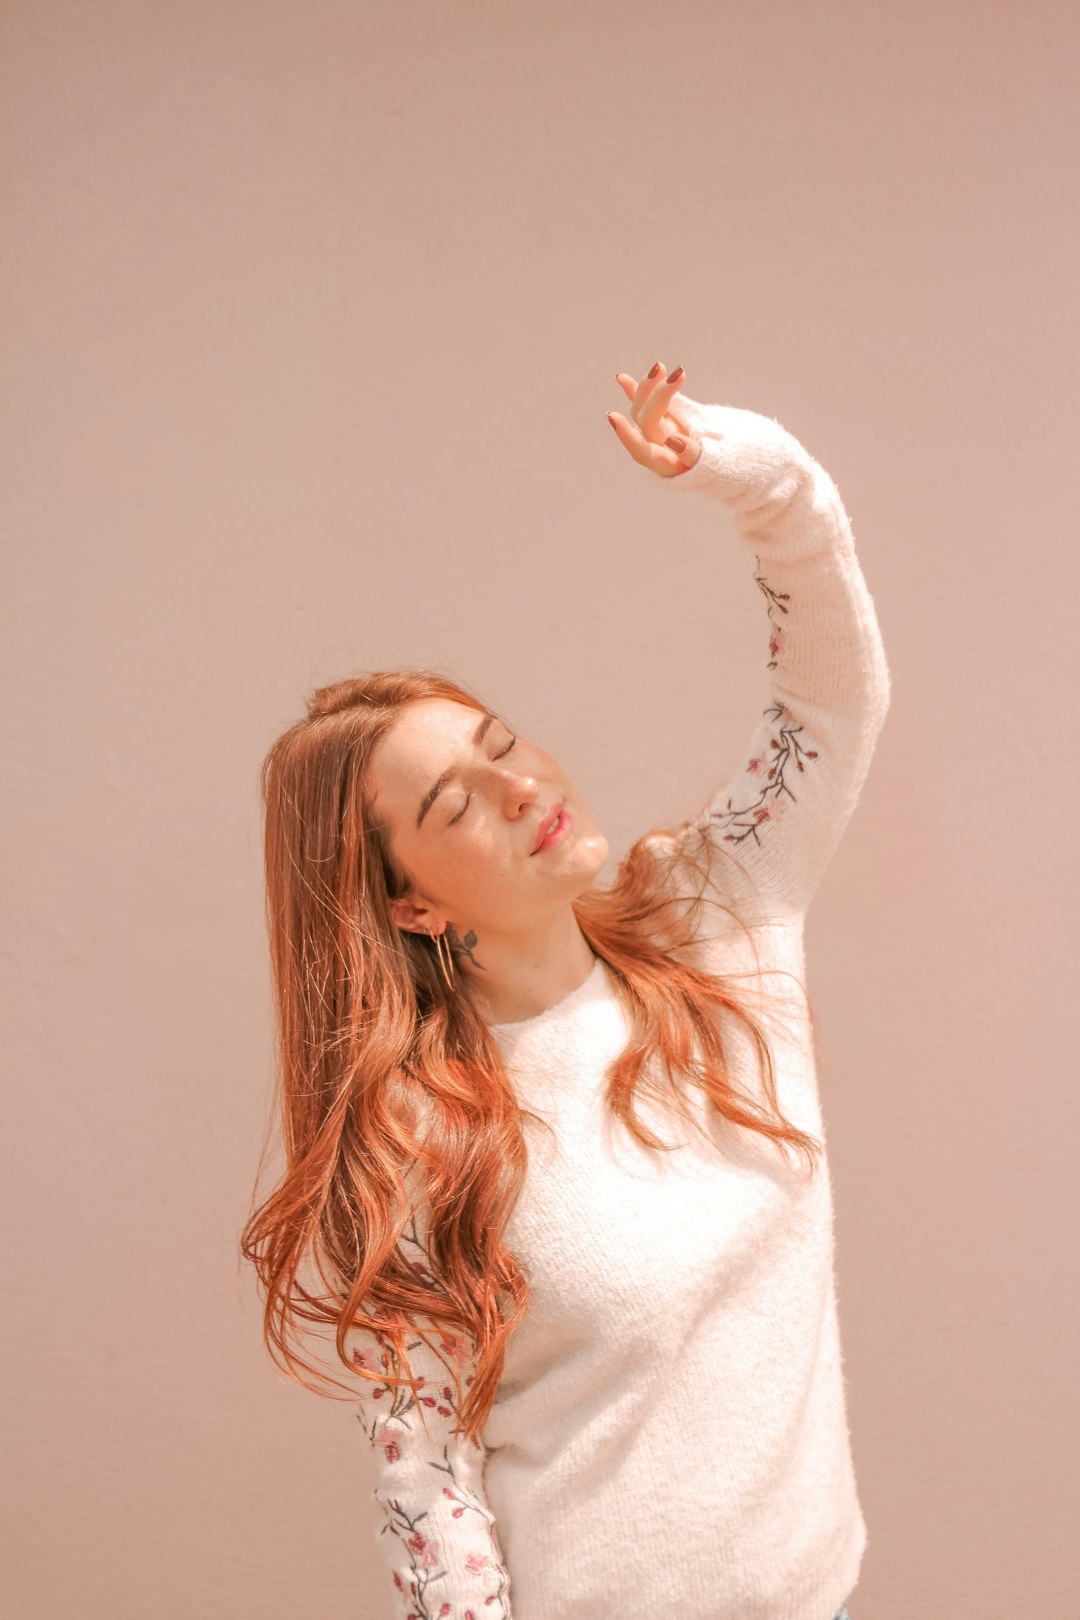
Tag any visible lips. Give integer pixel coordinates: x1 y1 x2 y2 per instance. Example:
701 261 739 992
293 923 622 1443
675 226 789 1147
532 801 565 854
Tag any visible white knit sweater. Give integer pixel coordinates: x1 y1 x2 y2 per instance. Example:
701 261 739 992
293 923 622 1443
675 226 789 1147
351 395 892 1620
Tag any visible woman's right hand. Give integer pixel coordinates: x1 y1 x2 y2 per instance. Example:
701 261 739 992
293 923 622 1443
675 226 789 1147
608 361 703 478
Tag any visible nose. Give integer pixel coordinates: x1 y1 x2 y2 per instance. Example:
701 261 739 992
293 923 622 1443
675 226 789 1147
502 767 539 816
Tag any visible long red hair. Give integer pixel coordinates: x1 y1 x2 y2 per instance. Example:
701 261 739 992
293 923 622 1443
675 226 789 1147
239 668 821 1445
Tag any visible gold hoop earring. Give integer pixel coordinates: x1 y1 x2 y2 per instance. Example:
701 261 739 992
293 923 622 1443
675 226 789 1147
431 927 456 990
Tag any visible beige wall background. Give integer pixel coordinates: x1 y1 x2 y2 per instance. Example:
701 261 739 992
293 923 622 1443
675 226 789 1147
3 2 1077 1615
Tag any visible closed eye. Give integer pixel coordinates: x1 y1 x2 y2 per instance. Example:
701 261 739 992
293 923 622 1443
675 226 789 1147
448 736 517 825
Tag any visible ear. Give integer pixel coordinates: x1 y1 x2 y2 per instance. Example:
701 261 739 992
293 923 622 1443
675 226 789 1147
389 896 441 935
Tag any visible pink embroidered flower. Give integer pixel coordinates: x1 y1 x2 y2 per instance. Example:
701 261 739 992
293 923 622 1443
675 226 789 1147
406 1529 441 1569
437 1330 474 1369
769 626 785 658
754 795 785 824
465 1553 492 1574
373 1423 402 1463
747 754 765 774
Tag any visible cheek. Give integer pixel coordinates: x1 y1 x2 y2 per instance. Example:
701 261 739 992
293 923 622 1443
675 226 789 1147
453 825 528 890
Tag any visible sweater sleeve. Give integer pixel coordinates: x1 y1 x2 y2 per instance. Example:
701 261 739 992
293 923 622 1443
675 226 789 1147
351 1209 513 1618
645 393 892 926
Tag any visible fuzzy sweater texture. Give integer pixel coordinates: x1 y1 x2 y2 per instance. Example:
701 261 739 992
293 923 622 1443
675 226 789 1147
350 394 892 1620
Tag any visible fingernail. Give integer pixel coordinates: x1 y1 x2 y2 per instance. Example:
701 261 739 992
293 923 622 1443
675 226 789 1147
666 435 686 453
607 413 619 428
667 366 684 385
647 362 661 379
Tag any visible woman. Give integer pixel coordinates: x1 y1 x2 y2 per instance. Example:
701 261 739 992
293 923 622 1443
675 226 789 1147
241 362 890 1620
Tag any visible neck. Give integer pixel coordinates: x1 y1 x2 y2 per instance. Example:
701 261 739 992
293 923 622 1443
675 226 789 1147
456 911 599 1026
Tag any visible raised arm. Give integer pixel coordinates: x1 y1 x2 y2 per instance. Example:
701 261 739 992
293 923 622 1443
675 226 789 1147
638 388 892 927
351 1210 513 1617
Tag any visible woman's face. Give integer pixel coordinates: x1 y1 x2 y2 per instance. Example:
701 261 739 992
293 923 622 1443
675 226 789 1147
367 698 609 940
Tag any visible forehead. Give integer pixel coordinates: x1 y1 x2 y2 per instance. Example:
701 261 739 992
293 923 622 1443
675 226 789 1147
369 698 484 800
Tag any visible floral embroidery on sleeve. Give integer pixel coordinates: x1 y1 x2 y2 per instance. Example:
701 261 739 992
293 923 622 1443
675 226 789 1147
755 560 790 671
375 1469 511 1620
702 559 819 851
354 1216 512 1619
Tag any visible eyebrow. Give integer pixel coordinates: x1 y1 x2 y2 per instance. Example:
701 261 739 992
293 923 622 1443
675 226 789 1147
416 710 497 830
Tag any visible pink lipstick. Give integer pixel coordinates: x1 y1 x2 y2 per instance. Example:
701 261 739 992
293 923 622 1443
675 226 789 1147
533 805 572 854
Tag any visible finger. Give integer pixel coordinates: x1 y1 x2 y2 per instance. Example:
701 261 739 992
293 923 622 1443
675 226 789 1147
612 369 647 396
608 411 692 477
612 366 664 417
666 385 695 434
615 370 693 440
637 364 686 435
614 365 693 443
629 361 668 425
614 370 643 404
667 398 692 435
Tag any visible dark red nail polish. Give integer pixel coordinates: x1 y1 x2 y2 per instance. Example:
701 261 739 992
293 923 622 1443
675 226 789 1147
647 362 661 379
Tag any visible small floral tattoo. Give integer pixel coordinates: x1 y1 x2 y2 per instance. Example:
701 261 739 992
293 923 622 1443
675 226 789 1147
447 926 484 971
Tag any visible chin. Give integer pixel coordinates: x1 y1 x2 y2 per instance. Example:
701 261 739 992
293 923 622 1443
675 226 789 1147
575 828 609 878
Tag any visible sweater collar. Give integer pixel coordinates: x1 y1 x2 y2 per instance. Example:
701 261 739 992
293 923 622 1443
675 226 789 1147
489 954 616 1058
